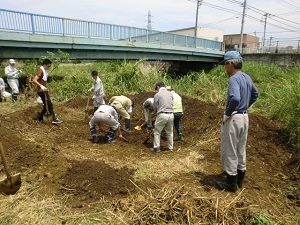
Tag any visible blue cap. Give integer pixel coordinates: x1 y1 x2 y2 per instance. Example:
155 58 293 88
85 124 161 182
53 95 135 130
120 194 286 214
220 51 242 64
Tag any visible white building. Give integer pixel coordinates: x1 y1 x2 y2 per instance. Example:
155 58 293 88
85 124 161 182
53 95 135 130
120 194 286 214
167 27 224 42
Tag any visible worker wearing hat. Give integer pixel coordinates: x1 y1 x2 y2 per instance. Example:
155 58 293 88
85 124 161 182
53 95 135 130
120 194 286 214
4 59 22 102
216 51 259 192
108 95 135 132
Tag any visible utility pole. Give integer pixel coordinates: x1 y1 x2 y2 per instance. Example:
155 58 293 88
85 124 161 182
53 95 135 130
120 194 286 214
269 36 273 51
262 13 270 48
239 0 247 53
147 10 153 30
194 0 203 37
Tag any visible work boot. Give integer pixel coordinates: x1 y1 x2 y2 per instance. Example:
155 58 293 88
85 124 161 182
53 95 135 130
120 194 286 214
106 128 116 144
92 135 100 143
175 135 184 141
107 137 116 144
237 170 246 188
12 94 18 102
90 126 100 143
125 119 131 132
175 129 184 141
150 147 161 153
216 174 238 192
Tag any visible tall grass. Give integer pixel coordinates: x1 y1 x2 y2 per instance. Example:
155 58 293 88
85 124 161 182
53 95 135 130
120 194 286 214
1 59 299 149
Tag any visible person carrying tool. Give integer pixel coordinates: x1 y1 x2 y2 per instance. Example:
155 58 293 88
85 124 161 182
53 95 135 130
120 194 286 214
143 97 154 128
89 104 122 143
150 81 174 153
166 86 184 141
108 95 135 132
216 51 259 192
4 59 22 102
88 70 105 112
33 59 63 124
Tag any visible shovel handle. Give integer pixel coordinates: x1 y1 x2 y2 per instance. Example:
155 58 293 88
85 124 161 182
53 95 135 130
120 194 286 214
0 142 11 180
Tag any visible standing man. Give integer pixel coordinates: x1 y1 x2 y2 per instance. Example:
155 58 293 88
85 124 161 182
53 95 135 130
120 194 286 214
5 59 22 102
33 59 63 124
89 104 122 144
108 95 135 132
216 51 259 192
150 81 174 153
88 70 105 112
143 97 154 128
166 86 184 141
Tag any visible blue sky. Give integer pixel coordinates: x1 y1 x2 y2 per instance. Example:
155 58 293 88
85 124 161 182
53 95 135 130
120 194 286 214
1 0 299 46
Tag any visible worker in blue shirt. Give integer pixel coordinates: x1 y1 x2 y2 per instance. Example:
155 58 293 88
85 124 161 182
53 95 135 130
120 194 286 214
216 51 259 192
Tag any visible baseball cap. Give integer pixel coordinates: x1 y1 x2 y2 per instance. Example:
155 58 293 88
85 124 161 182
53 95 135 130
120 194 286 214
9 59 16 64
219 51 242 64
166 86 172 91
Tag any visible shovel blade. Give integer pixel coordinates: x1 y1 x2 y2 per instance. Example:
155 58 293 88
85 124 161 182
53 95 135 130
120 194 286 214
0 173 22 195
134 126 142 131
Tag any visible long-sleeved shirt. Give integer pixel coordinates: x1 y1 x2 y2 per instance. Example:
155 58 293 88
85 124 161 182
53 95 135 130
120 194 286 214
225 71 259 116
5 65 21 79
109 95 132 111
90 77 105 98
170 91 183 113
0 78 5 92
153 87 173 114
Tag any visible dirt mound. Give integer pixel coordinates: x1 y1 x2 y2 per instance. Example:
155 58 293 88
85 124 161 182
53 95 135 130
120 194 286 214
0 91 299 222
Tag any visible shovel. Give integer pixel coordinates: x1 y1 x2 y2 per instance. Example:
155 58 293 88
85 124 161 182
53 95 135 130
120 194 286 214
134 121 147 131
143 129 153 144
44 92 51 123
191 135 221 147
0 143 22 195
84 92 91 120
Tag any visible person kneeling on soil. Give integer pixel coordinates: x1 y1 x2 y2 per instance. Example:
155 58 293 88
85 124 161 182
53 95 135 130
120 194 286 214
89 104 123 144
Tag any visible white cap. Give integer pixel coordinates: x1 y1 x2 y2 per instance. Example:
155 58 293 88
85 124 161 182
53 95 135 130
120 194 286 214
166 86 172 91
9 59 16 64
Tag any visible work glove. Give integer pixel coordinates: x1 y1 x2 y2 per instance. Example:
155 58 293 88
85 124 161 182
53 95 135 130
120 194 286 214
223 114 230 123
88 88 92 92
40 85 47 92
18 70 23 74
127 106 132 113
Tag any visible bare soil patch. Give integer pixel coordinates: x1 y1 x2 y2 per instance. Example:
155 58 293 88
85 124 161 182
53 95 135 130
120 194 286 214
0 92 299 224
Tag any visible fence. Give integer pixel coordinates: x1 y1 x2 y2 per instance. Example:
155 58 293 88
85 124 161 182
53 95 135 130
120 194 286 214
0 8 222 51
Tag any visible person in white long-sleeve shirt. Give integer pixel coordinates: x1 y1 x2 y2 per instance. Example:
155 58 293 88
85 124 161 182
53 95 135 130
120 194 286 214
88 70 105 112
143 98 154 128
4 59 22 102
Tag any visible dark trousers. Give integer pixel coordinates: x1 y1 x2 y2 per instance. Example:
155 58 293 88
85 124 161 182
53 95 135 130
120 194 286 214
173 112 182 132
37 92 55 120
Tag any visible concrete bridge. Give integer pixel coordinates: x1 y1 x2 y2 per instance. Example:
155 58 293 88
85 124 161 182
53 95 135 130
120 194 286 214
0 8 224 68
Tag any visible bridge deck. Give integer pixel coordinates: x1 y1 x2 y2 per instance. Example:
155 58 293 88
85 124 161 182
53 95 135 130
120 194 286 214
0 8 224 61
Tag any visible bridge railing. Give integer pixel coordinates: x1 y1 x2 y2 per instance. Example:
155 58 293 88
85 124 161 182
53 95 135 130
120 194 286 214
0 8 222 50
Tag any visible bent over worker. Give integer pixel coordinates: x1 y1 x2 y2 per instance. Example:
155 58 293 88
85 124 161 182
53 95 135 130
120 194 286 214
108 95 135 132
143 98 154 128
216 51 259 192
89 104 122 144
